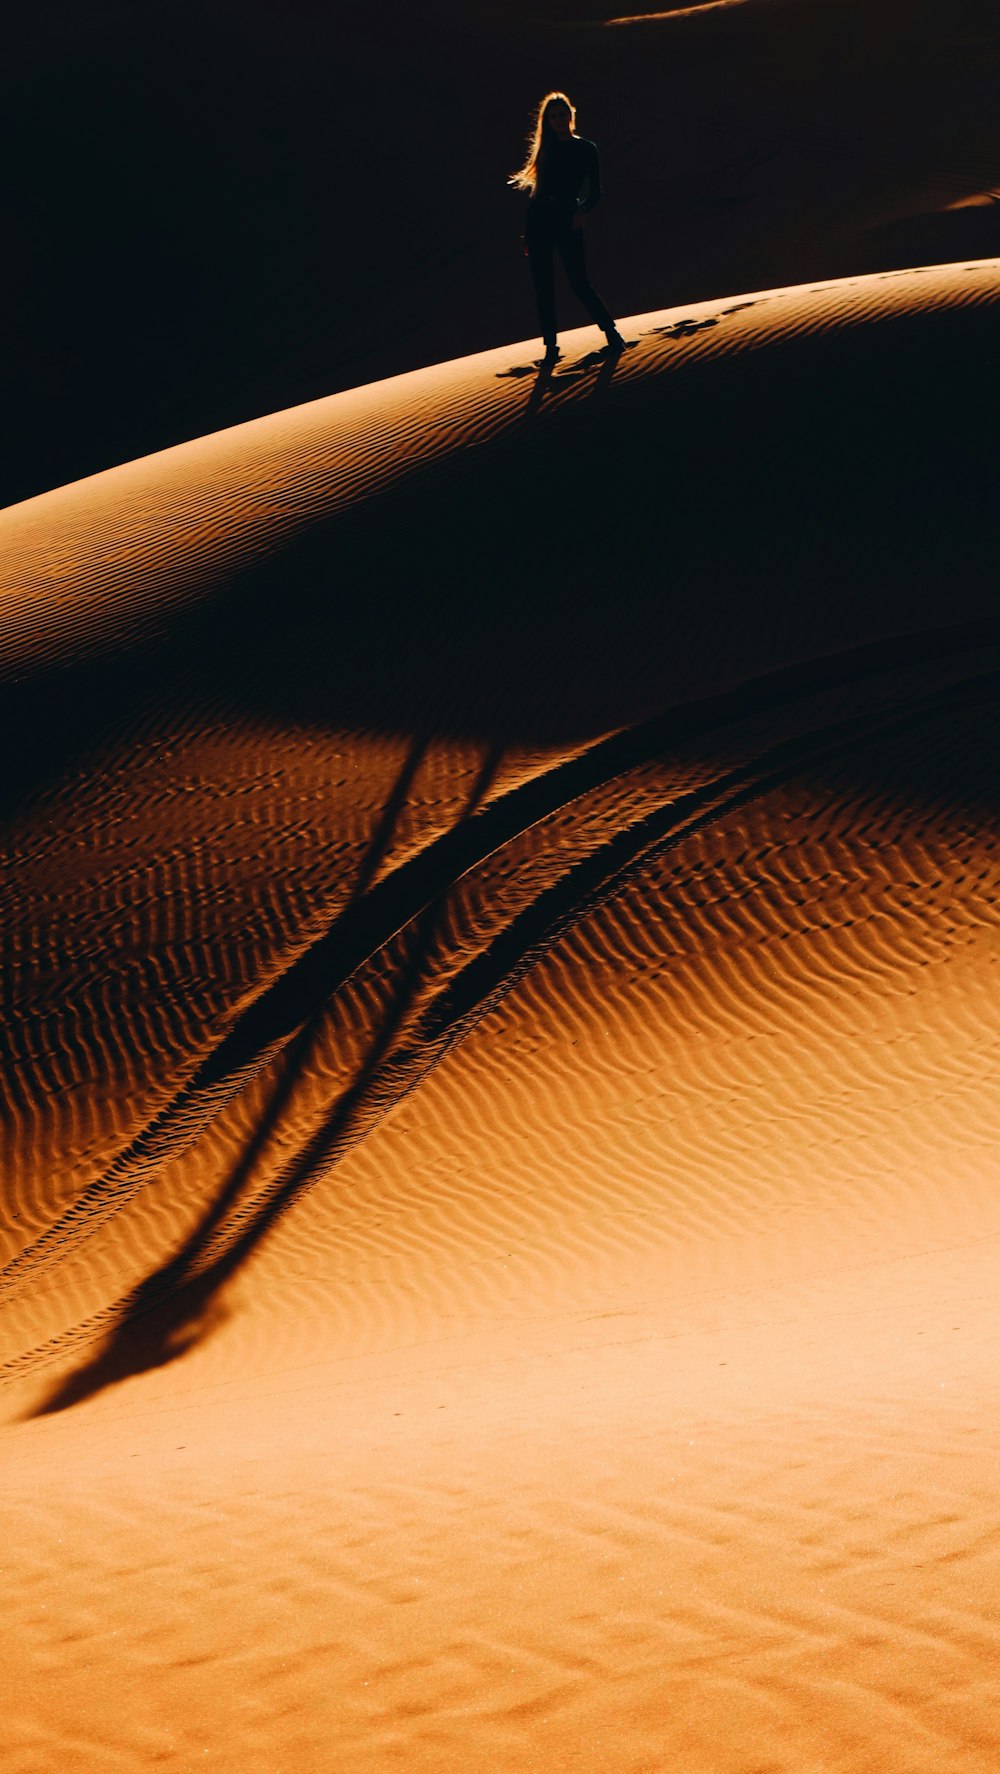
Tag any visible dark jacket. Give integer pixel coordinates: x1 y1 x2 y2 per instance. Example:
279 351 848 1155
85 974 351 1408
530 136 602 220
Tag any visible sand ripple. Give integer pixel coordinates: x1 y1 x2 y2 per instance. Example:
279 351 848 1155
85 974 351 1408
2 264 999 1773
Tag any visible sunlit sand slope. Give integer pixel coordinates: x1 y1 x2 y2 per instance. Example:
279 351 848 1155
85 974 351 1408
2 263 999 1772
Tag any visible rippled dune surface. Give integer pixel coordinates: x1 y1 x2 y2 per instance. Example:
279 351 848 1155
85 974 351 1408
2 263 1000 1772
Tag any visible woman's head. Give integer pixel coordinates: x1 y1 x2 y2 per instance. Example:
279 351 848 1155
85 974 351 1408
541 93 575 140
508 91 577 194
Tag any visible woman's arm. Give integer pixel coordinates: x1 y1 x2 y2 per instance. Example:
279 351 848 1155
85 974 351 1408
577 140 603 214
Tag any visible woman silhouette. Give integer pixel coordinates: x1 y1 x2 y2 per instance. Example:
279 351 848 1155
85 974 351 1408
510 92 625 366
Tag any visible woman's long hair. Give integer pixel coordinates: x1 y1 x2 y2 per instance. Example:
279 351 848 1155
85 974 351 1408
508 91 576 195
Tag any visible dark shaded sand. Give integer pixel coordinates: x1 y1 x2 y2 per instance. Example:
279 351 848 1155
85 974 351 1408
5 0 1000 504
2 263 999 1770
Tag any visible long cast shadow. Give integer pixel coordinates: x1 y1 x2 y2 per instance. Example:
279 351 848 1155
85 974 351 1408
30 739 503 1416
29 637 1000 1419
7 605 1000 1309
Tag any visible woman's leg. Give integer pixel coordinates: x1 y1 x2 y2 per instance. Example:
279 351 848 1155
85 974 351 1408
526 223 558 350
557 227 617 338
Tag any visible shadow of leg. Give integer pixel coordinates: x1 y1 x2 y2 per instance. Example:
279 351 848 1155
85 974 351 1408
29 739 504 1417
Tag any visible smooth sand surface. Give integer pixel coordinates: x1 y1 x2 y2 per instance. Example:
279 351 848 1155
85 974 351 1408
2 263 1000 1770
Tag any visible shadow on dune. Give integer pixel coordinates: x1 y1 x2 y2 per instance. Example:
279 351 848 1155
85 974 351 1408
149 297 1000 746
7 284 1000 1415
864 203 1000 280
28 737 504 1417
4 289 998 831
497 341 635 398
25 647 1000 1418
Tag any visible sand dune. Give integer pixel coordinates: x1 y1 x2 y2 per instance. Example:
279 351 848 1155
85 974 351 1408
7 0 1000 505
2 264 1000 1770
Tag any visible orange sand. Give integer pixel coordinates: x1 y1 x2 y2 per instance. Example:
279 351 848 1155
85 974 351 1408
2 263 1000 1771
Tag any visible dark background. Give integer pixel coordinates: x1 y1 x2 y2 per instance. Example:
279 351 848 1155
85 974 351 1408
4 0 999 507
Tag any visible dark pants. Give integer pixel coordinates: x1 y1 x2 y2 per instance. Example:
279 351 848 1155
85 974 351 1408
525 206 616 348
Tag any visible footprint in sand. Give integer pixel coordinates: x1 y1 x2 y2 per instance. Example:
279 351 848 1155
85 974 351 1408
555 341 639 378
497 343 636 382
653 316 722 339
